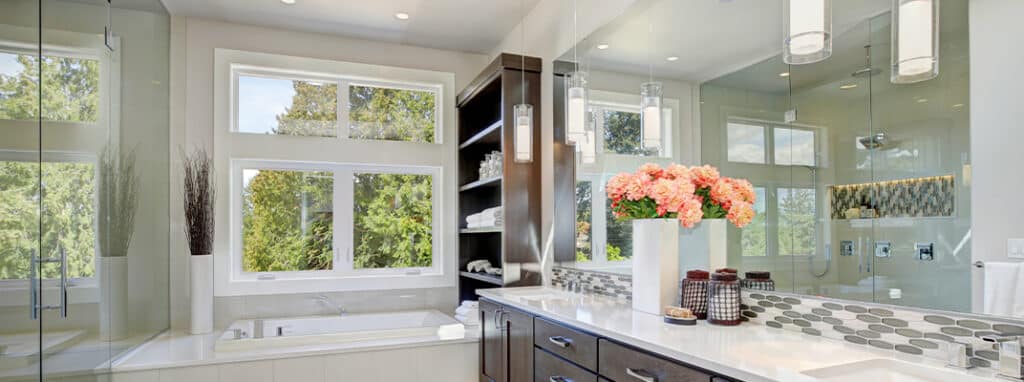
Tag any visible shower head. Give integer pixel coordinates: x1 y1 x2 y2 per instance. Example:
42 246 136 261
859 133 888 150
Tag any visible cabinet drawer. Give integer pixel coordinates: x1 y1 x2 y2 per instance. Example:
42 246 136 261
599 339 712 382
535 348 598 382
534 317 598 371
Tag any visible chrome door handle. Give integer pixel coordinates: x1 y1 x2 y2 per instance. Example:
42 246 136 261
59 246 68 318
549 376 574 382
29 247 70 319
30 250 38 320
625 368 657 382
548 336 573 348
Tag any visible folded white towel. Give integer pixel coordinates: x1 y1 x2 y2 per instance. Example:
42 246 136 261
455 305 478 316
460 300 479 308
455 313 480 325
479 207 503 219
984 262 1024 317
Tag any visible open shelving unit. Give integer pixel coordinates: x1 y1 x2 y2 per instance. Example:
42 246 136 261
456 53 543 303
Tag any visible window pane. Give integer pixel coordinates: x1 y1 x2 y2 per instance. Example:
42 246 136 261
349 85 436 143
602 109 656 156
237 75 337 137
741 187 768 257
0 52 100 123
726 122 766 163
242 169 333 272
775 127 816 166
778 188 816 256
604 196 632 261
0 161 95 280
575 181 592 262
353 173 432 269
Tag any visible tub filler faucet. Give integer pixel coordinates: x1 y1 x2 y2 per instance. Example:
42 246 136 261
983 335 1024 380
312 294 346 316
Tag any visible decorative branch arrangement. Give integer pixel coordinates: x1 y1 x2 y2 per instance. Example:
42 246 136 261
98 146 139 258
182 148 215 256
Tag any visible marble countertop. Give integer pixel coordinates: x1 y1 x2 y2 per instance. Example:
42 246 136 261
478 287 1002 382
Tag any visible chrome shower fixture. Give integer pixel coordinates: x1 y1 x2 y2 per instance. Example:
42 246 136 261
859 133 888 150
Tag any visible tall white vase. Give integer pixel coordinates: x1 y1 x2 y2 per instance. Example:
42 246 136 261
678 218 728 274
632 219 680 315
190 254 213 334
99 256 128 340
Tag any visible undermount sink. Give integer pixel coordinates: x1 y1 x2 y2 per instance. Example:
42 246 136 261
801 359 992 382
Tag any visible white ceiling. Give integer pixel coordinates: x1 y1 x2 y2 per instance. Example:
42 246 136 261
567 0 893 84
159 0 541 54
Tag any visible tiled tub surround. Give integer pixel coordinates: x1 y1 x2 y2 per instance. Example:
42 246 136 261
551 266 632 300
480 287 1003 382
740 290 1024 371
829 175 956 219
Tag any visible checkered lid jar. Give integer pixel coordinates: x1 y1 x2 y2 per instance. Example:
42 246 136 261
680 270 710 319
741 271 775 291
707 271 742 326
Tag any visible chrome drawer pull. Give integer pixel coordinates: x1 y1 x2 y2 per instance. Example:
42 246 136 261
548 336 573 348
626 368 657 382
549 376 574 382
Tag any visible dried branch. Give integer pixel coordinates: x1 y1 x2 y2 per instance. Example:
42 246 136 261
182 148 215 256
98 146 139 258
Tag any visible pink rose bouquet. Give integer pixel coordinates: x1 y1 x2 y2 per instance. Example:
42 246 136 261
606 163 756 228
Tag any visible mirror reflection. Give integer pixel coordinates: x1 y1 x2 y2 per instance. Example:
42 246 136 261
556 0 987 318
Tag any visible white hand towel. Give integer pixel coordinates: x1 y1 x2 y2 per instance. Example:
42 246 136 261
455 305 478 316
455 313 480 325
460 300 479 308
983 262 1024 317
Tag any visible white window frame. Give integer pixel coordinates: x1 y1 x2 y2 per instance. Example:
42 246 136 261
572 174 633 271
724 116 827 168
214 49 456 296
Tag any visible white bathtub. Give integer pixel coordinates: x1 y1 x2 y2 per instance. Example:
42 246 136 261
214 310 465 353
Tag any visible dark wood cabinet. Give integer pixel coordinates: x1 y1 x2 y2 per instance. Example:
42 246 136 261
480 299 534 382
481 297 738 382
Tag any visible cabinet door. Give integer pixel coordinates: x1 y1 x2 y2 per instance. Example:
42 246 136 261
505 307 535 382
481 300 505 382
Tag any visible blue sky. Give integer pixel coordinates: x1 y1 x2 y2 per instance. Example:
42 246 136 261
0 53 24 77
237 76 297 134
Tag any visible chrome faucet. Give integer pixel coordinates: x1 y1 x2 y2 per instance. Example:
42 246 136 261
946 341 974 369
565 274 582 294
311 294 345 316
983 335 1024 380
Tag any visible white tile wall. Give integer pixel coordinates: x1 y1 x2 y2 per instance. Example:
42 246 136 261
109 342 477 382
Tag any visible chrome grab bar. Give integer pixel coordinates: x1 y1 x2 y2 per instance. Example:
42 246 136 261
29 246 70 319
625 368 657 382
548 336 573 348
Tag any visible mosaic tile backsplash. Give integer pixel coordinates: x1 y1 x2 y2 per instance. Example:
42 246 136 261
739 290 1024 370
829 175 955 219
551 266 632 300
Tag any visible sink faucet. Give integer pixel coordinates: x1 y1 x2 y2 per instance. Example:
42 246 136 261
311 294 345 316
983 335 1024 380
565 274 582 294
946 341 974 369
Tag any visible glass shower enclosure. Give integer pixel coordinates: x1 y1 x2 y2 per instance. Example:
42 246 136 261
704 3 971 313
0 0 171 380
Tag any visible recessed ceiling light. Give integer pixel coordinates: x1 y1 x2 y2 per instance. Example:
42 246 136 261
839 84 858 90
916 98 928 103
596 44 609 50
952 103 965 108
280 0 295 4
779 72 790 78
394 12 410 20
666 56 679 62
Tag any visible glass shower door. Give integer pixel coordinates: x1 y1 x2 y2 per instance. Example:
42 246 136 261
0 0 42 380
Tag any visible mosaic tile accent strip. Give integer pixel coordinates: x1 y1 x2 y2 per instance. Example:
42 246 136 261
551 266 632 300
740 290 1024 372
829 175 955 219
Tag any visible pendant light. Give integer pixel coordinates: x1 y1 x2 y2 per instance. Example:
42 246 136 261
581 111 597 164
891 0 939 84
640 11 662 151
565 0 588 145
783 0 832 65
513 0 533 163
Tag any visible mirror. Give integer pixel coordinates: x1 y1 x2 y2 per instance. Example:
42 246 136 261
552 0 1009 319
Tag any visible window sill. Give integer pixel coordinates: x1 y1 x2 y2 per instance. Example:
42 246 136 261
214 272 454 297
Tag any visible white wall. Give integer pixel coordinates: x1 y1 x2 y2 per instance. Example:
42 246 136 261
968 0 1024 313
169 17 489 329
486 0 638 278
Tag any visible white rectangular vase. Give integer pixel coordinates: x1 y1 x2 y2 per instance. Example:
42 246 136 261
678 218 728 274
99 256 128 340
632 219 680 315
190 254 213 334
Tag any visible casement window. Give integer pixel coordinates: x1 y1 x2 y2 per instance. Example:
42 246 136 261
726 118 820 167
214 49 455 296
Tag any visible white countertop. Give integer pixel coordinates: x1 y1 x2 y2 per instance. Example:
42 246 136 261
478 287 1002 382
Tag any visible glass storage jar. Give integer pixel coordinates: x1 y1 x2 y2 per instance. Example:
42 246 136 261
707 271 742 326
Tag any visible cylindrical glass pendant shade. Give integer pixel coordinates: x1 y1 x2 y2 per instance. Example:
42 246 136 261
513 104 533 163
891 0 939 84
581 110 597 164
783 0 832 65
565 71 588 145
640 82 662 150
